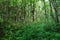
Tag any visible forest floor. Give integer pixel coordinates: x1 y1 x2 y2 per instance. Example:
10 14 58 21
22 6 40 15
1 22 60 40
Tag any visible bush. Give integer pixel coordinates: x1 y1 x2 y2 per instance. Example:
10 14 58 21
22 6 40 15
44 23 60 33
0 22 59 40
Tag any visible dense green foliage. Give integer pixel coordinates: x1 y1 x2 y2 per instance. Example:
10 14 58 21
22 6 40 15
0 0 60 40
0 21 60 40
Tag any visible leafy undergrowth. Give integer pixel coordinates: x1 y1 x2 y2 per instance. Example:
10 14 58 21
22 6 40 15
0 22 60 40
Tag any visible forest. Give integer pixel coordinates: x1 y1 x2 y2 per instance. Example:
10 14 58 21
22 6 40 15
0 0 60 40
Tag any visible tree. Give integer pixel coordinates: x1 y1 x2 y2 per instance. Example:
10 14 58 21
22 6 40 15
52 0 59 24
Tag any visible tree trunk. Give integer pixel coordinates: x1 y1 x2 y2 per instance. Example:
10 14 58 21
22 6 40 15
32 3 35 21
52 0 59 24
49 0 54 19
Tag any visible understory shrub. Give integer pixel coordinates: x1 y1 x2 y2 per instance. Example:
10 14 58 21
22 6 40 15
0 21 60 40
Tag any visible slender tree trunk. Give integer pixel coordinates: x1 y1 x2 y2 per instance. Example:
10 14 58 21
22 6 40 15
32 3 35 21
31 2 35 22
49 0 54 19
52 0 59 24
